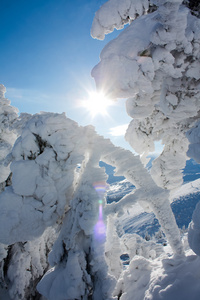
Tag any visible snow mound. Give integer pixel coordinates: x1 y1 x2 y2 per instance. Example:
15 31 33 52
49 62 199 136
113 249 200 300
144 252 200 300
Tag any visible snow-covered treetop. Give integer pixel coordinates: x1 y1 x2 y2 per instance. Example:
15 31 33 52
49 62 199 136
0 84 18 131
91 0 200 190
0 84 19 184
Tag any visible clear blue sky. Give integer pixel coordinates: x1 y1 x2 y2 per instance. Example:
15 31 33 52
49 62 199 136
0 0 133 150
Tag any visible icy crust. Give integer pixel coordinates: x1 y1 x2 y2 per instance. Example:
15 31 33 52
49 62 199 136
91 0 150 40
91 1 200 191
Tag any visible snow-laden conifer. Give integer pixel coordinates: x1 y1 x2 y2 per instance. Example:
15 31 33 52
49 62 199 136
91 0 200 259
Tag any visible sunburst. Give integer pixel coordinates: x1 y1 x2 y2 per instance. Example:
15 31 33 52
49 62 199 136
82 91 112 118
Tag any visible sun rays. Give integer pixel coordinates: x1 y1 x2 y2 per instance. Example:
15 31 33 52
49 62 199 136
81 90 113 118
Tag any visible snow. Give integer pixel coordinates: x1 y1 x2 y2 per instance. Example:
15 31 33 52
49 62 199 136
0 84 18 184
0 100 193 299
92 0 200 194
187 121 200 163
91 0 200 284
188 201 200 256
1 0 200 298
0 287 11 300
144 253 200 300
2 170 200 299
11 160 40 196
91 0 150 40
38 251 91 300
105 177 200 300
1 109 200 299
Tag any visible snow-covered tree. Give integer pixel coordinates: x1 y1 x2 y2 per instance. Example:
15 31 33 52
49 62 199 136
0 84 18 187
37 126 116 300
0 100 183 299
0 110 85 298
0 108 119 299
91 0 200 257
0 85 33 298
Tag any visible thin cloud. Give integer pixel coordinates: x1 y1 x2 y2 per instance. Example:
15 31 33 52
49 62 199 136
6 87 49 104
109 124 129 136
5 87 72 115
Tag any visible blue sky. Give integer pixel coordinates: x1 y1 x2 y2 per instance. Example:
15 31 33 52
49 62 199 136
0 0 133 150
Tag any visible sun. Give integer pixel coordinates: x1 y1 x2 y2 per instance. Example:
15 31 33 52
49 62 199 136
82 91 112 118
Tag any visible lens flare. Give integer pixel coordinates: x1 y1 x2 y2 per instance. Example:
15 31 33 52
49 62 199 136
94 204 106 239
93 181 107 239
93 181 107 197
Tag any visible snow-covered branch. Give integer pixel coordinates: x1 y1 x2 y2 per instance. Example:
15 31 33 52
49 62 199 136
91 0 151 40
